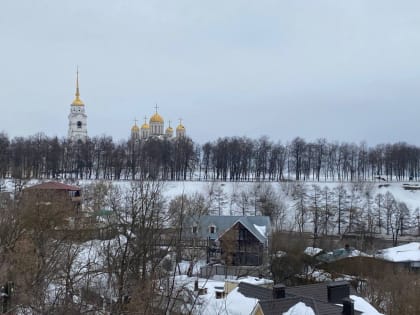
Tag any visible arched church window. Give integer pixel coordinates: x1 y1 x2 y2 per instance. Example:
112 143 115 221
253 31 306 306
77 121 82 129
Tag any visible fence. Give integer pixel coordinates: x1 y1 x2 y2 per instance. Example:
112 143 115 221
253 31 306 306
200 264 269 279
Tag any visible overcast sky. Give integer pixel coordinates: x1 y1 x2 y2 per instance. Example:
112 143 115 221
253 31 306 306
1 1 420 145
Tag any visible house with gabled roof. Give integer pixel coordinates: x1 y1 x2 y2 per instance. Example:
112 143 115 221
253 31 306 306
237 281 381 315
183 215 271 266
25 181 81 193
23 181 83 224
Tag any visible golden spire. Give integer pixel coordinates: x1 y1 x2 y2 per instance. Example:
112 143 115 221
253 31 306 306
72 67 85 106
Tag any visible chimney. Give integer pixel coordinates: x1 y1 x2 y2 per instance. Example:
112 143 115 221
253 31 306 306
272 284 286 299
327 281 350 304
345 244 351 252
342 298 355 315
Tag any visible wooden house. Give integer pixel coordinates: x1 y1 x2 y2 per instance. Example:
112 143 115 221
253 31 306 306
183 215 271 266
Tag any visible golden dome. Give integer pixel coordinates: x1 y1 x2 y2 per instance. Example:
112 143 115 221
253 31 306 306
176 123 185 131
71 69 85 106
131 124 140 132
140 116 150 129
72 97 84 106
150 112 164 124
166 126 173 133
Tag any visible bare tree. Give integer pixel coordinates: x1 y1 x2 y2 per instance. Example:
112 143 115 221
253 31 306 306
292 183 308 233
383 191 396 236
389 201 410 246
374 193 385 235
100 181 173 314
333 184 348 235
308 185 322 246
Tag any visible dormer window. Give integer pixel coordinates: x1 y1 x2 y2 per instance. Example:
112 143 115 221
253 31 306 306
209 225 216 234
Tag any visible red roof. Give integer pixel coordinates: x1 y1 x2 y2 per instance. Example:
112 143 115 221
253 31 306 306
26 182 81 191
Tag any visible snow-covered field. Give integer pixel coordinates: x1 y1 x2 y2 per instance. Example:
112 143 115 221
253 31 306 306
159 180 420 214
5 179 420 234
4 180 420 234
6 179 420 209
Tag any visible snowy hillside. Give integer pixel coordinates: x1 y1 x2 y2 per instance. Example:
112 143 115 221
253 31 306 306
161 180 420 211
4 179 420 236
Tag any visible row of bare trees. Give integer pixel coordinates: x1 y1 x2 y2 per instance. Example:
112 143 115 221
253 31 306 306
183 181 417 245
202 137 420 181
286 182 415 246
1 132 420 182
0 133 196 181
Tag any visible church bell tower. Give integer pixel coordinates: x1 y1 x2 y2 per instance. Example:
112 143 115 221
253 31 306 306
68 69 88 142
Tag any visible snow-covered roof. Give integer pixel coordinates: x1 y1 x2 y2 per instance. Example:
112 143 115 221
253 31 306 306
304 247 323 256
316 247 368 263
350 295 383 315
171 276 381 315
185 215 271 244
240 280 382 315
377 242 420 262
217 217 269 244
172 275 260 314
254 224 267 238
283 302 315 315
25 181 81 191
228 276 273 286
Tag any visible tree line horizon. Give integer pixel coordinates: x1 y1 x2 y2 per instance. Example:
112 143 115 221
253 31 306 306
0 132 419 182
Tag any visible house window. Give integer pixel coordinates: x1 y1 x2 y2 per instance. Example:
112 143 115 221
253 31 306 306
209 225 216 234
239 229 246 240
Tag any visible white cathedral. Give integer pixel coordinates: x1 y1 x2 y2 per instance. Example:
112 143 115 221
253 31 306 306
67 71 186 142
130 105 186 141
